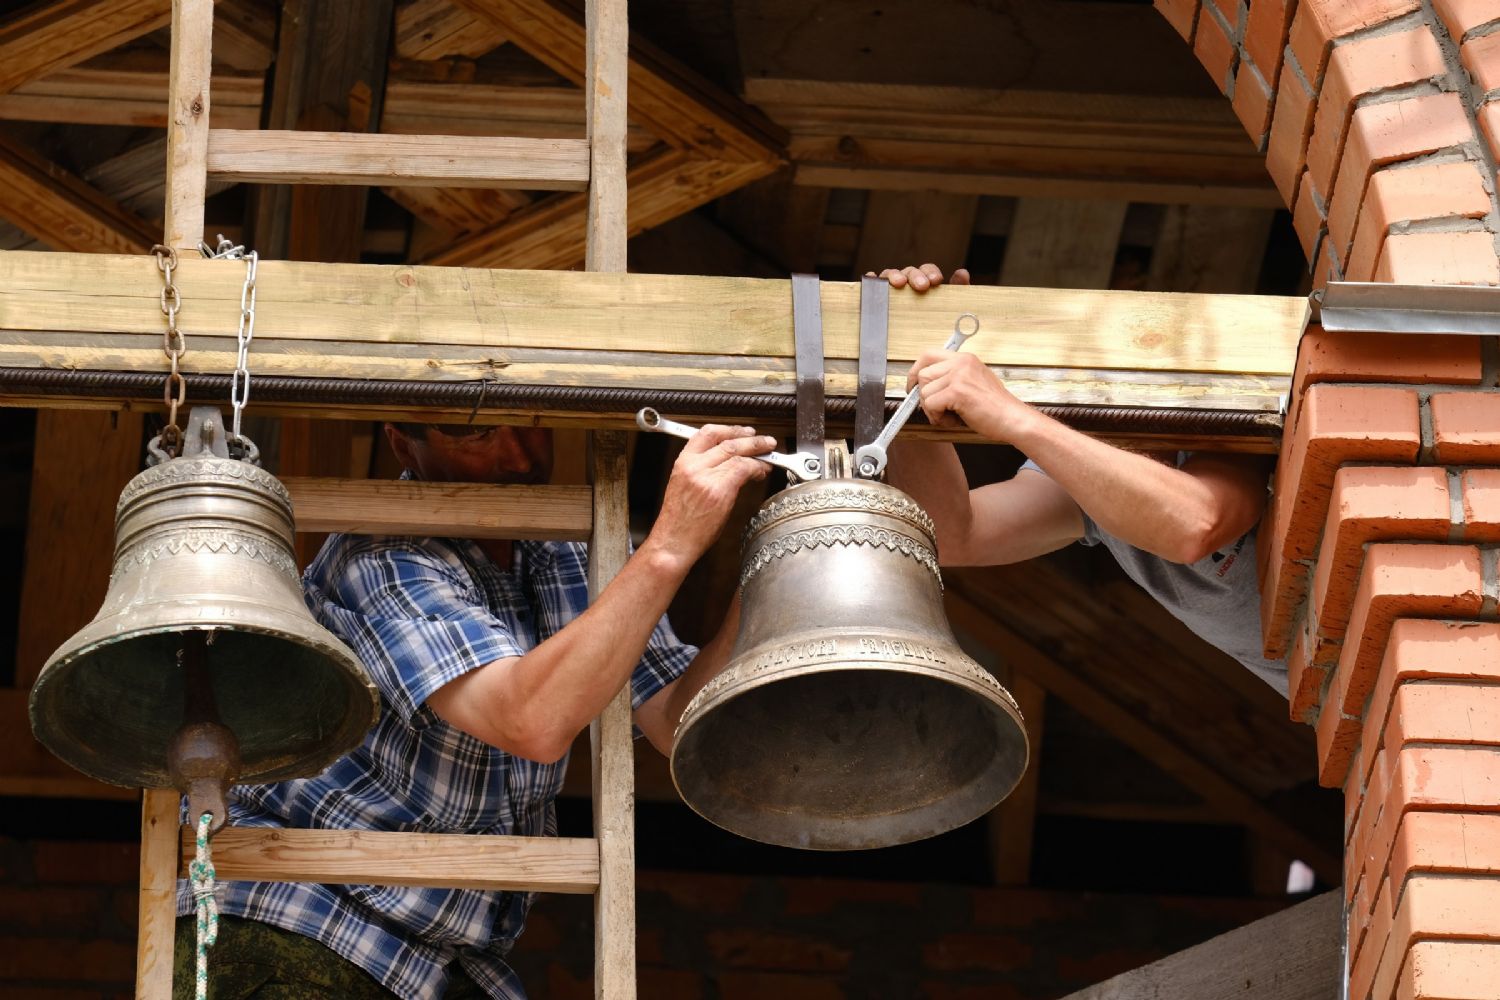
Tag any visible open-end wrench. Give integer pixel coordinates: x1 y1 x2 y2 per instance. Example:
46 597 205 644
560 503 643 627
852 312 980 479
636 408 824 480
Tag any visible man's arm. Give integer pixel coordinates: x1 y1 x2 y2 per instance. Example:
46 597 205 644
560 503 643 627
632 593 742 755
886 440 1085 565
427 424 774 763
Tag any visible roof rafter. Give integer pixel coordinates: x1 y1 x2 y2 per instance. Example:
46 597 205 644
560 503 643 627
0 131 156 252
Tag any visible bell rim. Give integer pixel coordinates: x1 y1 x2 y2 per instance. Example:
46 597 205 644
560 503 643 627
30 619 380 789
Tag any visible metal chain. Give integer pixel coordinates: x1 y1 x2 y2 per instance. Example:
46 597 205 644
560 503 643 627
200 236 259 447
151 244 187 455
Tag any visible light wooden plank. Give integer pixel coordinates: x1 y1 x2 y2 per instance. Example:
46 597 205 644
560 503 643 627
854 189 977 275
283 476 593 539
177 826 602 892
0 0 174 96
14 410 145 689
383 186 533 241
588 430 635 1000
164 0 215 250
448 0 783 162
1060 890 1340 1000
943 590 1340 883
394 0 508 59
207 129 591 189
137 788 179 1000
381 79 656 151
1001 198 1128 290
1147 204 1276 293
0 131 156 253
584 0 626 273
0 252 1306 375
0 64 264 129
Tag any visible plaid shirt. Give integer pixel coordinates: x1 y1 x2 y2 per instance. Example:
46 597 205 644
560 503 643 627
177 530 695 999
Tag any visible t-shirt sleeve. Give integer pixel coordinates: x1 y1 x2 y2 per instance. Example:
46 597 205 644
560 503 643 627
1017 458 1101 546
307 541 528 728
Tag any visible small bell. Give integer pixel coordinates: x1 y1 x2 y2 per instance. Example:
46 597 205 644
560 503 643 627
671 470 1028 851
29 407 379 828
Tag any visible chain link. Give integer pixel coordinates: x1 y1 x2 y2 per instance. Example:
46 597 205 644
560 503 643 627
151 244 187 455
200 237 259 446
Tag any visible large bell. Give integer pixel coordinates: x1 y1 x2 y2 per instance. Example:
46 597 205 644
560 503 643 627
671 475 1028 850
29 408 378 821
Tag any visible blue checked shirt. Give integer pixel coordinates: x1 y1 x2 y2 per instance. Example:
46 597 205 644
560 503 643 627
177 530 696 999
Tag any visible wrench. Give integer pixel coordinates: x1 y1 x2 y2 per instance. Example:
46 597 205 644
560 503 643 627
635 408 824 480
852 312 980 479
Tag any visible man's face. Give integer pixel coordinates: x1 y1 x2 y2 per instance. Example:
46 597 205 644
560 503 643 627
386 423 554 485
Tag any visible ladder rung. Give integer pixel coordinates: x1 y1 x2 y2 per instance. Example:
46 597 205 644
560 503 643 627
178 827 601 893
205 129 591 189
282 477 593 540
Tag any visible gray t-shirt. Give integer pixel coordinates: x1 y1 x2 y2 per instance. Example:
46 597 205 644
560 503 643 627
1020 458 1287 696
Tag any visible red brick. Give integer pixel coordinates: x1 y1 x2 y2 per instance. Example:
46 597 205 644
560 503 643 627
705 928 853 972
1388 813 1500 892
1304 27 1447 202
29 841 138 885
1346 161 1493 281
1315 698 1363 785
718 973 844 1000
1478 100 1500 171
1243 0 1295 83
1399 939 1500 999
1312 236 1342 288
923 932 1034 973
1350 874 1395 1000
1326 93 1474 264
1462 469 1500 540
639 968 706 1000
1205 0 1240 29
1262 385 1423 657
1463 30 1500 94
1291 325 1484 395
1380 682 1500 770
1358 620 1500 789
1193 4 1238 92
1372 876 1500 1000
1231 60 1274 147
1288 0 1424 86
1265 59 1317 206
1154 0 1199 43
1292 170 1327 258
1328 544 1484 719
1286 614 1325 722
1375 231 1500 285
1433 392 1500 462
1309 466 1451 648
1435 0 1500 41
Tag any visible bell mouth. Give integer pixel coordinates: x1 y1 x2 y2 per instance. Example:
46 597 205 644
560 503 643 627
30 621 379 790
670 660 1028 851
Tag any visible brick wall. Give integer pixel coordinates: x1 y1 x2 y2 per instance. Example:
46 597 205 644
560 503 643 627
1157 0 1500 288
0 835 1285 999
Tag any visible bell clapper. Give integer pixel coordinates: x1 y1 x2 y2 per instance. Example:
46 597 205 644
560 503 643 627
167 632 242 835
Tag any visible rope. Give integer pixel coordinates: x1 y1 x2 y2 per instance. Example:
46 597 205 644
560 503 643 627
188 812 219 1000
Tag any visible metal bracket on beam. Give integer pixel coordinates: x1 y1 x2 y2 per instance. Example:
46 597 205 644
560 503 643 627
1312 281 1500 336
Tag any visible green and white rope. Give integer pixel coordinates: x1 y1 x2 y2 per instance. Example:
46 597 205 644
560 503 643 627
188 812 219 1000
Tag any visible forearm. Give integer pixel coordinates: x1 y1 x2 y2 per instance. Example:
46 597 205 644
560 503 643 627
433 539 691 761
1008 410 1231 562
886 441 975 560
636 595 742 755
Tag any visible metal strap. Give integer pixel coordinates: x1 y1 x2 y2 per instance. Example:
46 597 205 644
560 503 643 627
855 275 890 452
790 273 825 458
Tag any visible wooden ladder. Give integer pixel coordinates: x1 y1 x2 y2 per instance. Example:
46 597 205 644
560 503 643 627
135 0 638 996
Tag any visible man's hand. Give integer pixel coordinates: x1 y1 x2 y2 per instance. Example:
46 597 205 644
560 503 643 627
907 349 1036 443
644 425 775 574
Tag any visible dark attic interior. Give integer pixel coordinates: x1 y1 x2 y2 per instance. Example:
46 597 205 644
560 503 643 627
9 0 1449 997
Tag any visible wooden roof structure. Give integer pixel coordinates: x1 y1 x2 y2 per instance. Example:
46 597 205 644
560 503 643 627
0 1 1340 977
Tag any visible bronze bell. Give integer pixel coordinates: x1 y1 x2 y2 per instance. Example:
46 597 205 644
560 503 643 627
29 407 379 826
671 470 1029 851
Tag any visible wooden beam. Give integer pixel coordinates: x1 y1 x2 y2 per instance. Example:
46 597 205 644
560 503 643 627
164 0 215 250
178 826 602 892
207 129 590 189
136 789 179 999
943 587 1340 883
283 477 593 539
448 0 784 161
1060 890 1340 1000
13 410 145 690
0 130 156 253
212 0 277 71
854 189 978 276
0 63 264 129
748 79 1279 208
394 0 508 59
380 79 656 150
1147 204 1277 293
422 147 777 268
0 0 175 96
1000 198 1128 290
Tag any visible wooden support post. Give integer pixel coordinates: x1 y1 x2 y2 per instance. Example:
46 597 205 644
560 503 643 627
164 0 214 251
136 788 181 1000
